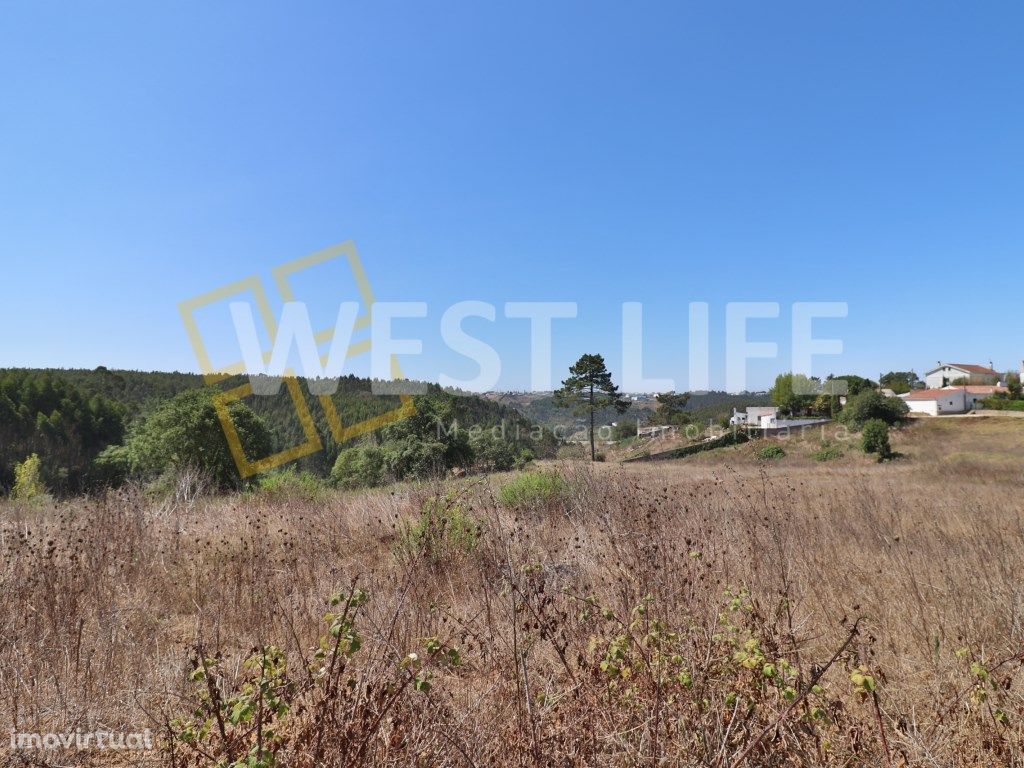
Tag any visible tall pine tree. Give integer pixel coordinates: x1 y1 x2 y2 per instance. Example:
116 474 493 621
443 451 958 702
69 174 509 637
554 353 630 461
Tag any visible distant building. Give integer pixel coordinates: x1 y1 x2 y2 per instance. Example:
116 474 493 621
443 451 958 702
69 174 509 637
729 406 778 425
924 363 1000 388
902 388 968 416
901 384 1008 416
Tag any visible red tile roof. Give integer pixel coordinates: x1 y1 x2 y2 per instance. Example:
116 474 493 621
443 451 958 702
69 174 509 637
905 385 1007 401
904 388 965 401
946 363 999 376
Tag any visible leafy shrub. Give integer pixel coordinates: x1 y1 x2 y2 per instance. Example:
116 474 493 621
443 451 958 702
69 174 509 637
12 453 45 500
171 589 461 767
92 444 131 487
981 397 1024 411
812 443 845 462
594 451 607 462
331 444 386 489
839 390 908 427
469 431 535 472
576 587 860 767
612 419 638 440
256 468 327 500
401 491 481 561
497 470 569 508
121 388 273 489
754 444 785 460
515 447 535 469
861 419 891 459
377 392 473 480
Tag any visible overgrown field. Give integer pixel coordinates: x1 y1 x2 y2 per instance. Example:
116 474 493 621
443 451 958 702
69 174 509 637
2 418 1023 766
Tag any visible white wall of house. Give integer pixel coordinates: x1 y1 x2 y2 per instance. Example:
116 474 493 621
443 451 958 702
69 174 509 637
926 366 997 388
907 389 967 415
965 392 988 409
746 406 778 422
939 390 968 412
906 399 939 416
926 366 967 388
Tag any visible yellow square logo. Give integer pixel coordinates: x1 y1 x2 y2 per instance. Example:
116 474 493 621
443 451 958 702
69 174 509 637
178 241 414 478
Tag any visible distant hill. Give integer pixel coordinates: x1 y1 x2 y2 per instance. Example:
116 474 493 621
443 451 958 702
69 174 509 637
483 390 772 430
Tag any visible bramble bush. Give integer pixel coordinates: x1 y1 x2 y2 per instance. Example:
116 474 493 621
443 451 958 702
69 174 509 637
255 468 328 501
399 490 481 563
812 443 844 462
755 443 786 460
861 419 891 459
497 470 569 508
170 589 461 767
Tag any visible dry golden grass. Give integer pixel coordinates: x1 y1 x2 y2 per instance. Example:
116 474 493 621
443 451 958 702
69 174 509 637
2 417 1023 766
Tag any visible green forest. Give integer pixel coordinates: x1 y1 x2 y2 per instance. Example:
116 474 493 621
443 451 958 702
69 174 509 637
0 368 556 496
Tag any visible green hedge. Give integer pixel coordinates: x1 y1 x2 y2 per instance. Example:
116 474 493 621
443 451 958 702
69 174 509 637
629 430 750 462
981 398 1024 411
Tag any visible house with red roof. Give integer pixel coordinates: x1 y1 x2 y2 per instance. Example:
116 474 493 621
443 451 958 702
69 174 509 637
901 384 1009 416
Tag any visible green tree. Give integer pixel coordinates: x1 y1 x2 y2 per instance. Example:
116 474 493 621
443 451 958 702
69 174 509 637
0 371 124 493
554 354 630 461
612 419 638 440
770 373 818 416
12 453 45 500
838 389 908 428
123 388 274 489
468 430 522 471
861 419 891 459
826 374 877 397
331 443 386 489
880 371 921 395
811 393 839 418
649 392 691 426
377 390 474 480
1005 371 1022 399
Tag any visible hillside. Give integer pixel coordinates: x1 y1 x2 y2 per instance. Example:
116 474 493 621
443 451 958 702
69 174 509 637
0 368 552 491
614 412 1024 476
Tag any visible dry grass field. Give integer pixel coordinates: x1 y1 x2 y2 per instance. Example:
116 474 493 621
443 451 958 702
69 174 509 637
2 416 1023 766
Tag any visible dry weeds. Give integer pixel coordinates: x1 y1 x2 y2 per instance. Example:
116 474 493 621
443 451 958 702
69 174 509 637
1 419 1023 766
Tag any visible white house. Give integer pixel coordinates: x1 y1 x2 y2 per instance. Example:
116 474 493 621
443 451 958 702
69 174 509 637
747 406 778 424
925 363 1000 389
902 388 967 416
901 384 1009 415
730 406 778 426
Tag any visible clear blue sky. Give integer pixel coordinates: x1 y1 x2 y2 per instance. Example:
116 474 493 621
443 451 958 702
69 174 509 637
2 2 1022 391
